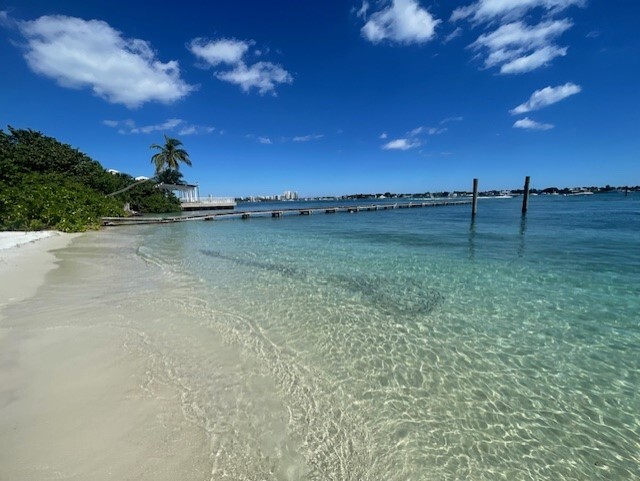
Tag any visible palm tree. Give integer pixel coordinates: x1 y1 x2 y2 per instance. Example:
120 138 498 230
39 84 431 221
150 135 192 174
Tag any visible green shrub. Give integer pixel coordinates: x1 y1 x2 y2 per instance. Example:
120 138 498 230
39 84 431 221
0 174 123 232
0 126 182 231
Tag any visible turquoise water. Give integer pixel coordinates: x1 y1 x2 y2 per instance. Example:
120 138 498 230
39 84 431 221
56 194 640 479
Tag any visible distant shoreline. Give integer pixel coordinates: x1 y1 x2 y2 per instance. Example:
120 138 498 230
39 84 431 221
237 187 638 203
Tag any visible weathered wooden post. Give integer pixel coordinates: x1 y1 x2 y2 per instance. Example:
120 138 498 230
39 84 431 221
472 178 479 218
522 176 531 214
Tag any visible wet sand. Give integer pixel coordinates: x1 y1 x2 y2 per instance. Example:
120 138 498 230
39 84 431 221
0 232 212 480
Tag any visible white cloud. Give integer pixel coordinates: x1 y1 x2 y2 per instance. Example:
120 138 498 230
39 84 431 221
511 82 581 114
258 136 272 144
444 27 463 43
408 125 447 136
382 138 421 150
513 117 554 130
440 116 463 124
179 125 214 136
361 0 440 45
136 118 183 134
454 0 583 75
471 19 572 74
451 0 585 23
216 61 292 95
188 36 293 95
356 1 370 19
293 134 324 142
103 118 214 135
178 126 197 135
188 38 252 66
472 20 571 53
16 15 194 107
500 45 567 73
0 10 11 26
380 132 388 139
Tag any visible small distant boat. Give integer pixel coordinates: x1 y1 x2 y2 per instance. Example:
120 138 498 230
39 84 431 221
564 191 594 196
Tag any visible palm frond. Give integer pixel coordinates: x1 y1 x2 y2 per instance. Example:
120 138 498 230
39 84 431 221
150 135 192 173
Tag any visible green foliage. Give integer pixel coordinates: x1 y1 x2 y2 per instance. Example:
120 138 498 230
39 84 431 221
150 135 192 173
112 175 181 213
0 174 122 232
0 127 106 190
156 168 185 185
0 126 182 232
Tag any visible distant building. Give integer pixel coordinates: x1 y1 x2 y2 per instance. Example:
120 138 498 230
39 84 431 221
282 190 299 200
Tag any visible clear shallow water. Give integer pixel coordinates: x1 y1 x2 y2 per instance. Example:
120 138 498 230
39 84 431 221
36 194 640 479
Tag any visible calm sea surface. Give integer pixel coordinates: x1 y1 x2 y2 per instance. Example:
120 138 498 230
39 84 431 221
55 194 640 479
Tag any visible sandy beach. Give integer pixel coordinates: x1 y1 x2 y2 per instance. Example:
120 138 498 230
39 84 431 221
0 231 211 481
0 231 73 312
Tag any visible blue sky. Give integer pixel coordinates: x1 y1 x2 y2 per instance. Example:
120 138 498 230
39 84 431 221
1 0 638 197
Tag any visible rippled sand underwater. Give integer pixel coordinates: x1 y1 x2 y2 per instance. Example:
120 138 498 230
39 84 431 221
21 195 640 480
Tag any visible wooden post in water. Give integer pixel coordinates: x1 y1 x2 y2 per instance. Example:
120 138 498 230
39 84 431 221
472 178 479 218
522 176 531 214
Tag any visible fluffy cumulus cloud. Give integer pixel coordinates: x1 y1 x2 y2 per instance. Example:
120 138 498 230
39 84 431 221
513 117 554 130
15 15 194 107
188 37 292 95
216 61 292 95
510 82 581 114
454 0 584 74
188 38 251 66
103 118 214 135
382 138 420 150
360 0 440 45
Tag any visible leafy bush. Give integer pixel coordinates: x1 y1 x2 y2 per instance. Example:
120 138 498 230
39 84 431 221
0 126 182 231
0 174 122 232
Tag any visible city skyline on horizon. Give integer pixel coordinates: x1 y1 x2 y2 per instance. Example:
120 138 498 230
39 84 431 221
1 1 638 197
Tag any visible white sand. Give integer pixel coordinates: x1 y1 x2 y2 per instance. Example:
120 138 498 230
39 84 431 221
0 231 78 313
0 231 211 480
0 230 58 251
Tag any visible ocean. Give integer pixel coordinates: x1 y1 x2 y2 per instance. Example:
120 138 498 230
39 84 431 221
21 193 640 480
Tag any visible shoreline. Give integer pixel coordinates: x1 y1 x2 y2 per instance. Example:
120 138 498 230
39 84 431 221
0 230 212 480
0 231 81 318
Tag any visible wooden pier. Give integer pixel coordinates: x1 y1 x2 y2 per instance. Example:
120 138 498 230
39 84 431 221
101 200 471 227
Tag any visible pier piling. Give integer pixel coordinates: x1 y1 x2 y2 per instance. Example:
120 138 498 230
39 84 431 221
472 178 479 218
522 176 531 214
